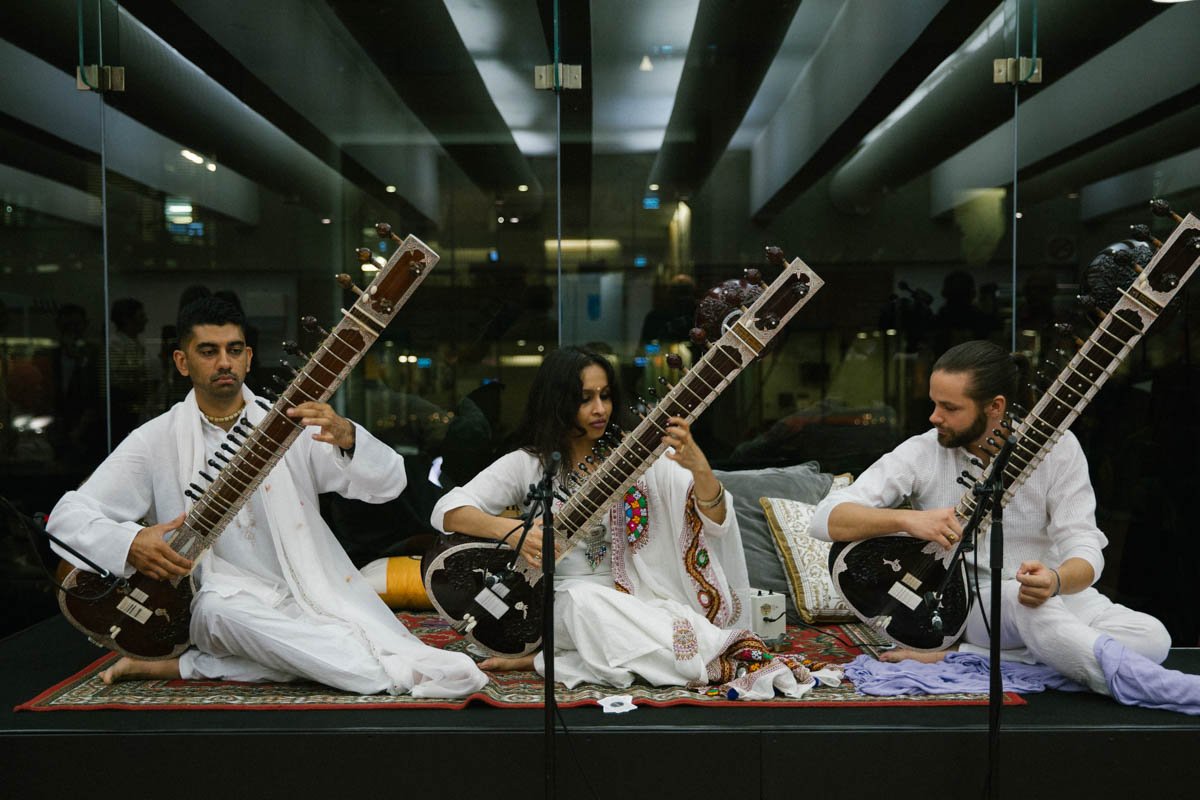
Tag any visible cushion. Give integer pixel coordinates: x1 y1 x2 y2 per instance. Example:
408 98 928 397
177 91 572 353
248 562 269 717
361 556 434 610
715 462 833 623
759 474 856 624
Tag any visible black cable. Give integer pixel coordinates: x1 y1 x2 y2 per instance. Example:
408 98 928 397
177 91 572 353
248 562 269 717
3 496 128 601
552 703 600 800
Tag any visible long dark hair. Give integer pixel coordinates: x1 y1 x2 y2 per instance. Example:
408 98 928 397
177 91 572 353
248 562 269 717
932 340 1032 409
511 346 624 476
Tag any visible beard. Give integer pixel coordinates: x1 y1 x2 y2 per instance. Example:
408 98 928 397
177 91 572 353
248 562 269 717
936 408 988 450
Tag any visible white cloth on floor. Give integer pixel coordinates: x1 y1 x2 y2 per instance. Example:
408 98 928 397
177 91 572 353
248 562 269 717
49 387 487 698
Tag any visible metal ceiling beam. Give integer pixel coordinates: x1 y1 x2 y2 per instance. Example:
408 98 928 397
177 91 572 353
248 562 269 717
829 0 1165 215
537 0 592 231
646 0 802 200
750 0 986 222
327 0 541 203
929 3 1200 218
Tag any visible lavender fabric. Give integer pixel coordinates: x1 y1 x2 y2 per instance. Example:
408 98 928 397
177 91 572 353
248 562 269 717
1096 635 1200 716
843 652 1085 696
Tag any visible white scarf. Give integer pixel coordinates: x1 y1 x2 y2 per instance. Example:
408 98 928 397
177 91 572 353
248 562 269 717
174 387 486 696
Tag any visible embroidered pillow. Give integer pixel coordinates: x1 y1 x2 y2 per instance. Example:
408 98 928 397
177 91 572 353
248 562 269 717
759 475 855 624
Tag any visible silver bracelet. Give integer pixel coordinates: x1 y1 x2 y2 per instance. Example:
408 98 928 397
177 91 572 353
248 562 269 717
696 481 725 509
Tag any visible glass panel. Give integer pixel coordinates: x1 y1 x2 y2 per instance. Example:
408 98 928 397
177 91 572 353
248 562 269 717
2 1 1198 650
1 0 113 633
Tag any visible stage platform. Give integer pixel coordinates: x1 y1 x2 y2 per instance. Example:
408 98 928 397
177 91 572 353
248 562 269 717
3 615 1198 799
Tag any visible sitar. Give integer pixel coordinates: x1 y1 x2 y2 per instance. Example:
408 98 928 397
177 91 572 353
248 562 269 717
58 225 438 660
423 248 825 656
829 200 1200 650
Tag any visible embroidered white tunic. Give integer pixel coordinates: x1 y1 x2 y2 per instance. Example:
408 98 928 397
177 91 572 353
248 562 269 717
48 388 488 698
433 450 841 698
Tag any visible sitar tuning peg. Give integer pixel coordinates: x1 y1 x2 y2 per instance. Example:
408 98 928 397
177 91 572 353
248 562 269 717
1075 294 1105 322
336 273 365 298
1111 249 1144 274
758 313 781 331
1129 224 1162 251
666 353 684 370
689 327 708 347
764 246 785 267
282 340 308 359
376 222 403 244
255 399 272 412
1053 322 1085 348
969 457 984 470
199 470 215 483
271 373 289 389
1150 199 1184 225
185 488 202 501
301 315 329 338
743 267 764 286
355 247 387 272
956 476 973 489
279 359 299 378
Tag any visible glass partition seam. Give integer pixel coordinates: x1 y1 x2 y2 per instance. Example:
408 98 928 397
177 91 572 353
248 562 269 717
93 0 114 453
554 0 563 345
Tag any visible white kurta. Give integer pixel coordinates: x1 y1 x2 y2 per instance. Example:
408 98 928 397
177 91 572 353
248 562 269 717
810 428 1171 693
432 450 841 699
48 388 487 698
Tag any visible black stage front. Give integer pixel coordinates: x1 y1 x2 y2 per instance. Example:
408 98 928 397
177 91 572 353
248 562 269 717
3 616 1198 799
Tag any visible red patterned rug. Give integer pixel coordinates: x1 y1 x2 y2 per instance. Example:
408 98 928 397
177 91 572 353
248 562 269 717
15 612 1023 711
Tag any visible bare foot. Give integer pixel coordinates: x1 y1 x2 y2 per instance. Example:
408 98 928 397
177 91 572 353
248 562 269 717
100 656 182 684
479 654 537 672
879 648 949 664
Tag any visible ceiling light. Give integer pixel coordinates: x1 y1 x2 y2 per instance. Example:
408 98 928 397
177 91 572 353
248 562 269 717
648 183 659 191
518 184 529 192
498 216 505 223
180 149 204 164
205 162 216 172
1015 212 1023 219
321 218 332 224
385 185 397 193
509 217 518 223
639 55 653 72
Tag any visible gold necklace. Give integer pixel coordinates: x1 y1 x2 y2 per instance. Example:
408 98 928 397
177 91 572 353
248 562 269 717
202 406 245 424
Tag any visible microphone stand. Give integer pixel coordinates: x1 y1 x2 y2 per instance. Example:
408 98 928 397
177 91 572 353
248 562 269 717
2 497 129 598
528 453 560 800
918 434 1017 800
978 437 1015 800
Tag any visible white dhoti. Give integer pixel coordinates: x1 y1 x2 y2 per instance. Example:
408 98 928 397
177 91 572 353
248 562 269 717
961 582 1171 694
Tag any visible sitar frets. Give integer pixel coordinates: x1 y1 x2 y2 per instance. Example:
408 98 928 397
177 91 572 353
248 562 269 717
164 237 440 573
556 343 745 538
950 219 1200 524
